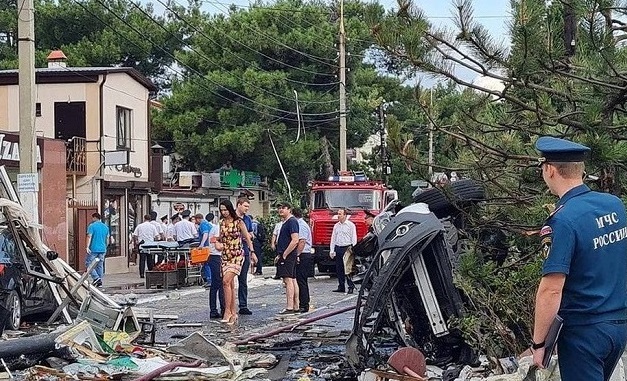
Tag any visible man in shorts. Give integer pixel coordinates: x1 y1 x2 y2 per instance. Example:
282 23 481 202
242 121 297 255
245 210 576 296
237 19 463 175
275 202 300 314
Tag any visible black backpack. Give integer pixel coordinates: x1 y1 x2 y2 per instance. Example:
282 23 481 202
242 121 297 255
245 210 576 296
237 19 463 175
255 222 267 244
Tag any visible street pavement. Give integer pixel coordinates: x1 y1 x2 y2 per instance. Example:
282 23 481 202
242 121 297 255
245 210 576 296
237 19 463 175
105 267 360 379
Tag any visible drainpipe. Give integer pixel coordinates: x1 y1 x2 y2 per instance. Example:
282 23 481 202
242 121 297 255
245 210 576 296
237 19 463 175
98 74 107 208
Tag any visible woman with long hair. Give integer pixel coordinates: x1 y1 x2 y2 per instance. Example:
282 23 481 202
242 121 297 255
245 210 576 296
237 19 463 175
217 199 254 325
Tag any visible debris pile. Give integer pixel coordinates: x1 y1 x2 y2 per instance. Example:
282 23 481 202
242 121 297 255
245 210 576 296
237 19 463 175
1 322 278 380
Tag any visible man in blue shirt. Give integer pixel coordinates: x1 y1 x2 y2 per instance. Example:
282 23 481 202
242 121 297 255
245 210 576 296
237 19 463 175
86 212 109 288
275 202 300 314
532 137 627 380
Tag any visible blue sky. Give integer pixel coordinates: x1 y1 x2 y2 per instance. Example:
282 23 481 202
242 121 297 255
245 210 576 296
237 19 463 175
399 1 512 84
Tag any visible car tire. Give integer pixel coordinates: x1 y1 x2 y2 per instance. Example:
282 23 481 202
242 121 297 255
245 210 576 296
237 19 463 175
412 179 485 217
5 290 21 330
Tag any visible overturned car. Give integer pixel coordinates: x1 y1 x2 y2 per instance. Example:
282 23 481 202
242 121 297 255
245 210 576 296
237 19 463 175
347 180 487 370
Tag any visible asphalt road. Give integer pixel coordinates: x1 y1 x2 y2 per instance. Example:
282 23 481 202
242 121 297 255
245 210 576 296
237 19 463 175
111 273 361 379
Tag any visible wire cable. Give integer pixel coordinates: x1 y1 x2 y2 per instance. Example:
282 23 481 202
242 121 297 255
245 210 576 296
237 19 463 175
201 0 339 68
155 0 339 105
166 0 336 78
86 0 339 119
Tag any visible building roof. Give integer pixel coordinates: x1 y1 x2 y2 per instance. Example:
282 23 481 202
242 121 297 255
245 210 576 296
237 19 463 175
0 66 157 92
47 50 67 61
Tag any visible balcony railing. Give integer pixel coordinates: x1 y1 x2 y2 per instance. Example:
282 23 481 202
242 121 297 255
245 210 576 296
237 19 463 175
66 137 86 176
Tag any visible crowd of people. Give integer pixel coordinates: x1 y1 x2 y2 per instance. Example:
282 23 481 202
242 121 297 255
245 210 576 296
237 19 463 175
86 194 368 322
118 197 319 322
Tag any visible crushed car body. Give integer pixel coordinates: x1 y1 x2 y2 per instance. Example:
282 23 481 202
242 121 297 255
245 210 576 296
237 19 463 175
347 180 487 371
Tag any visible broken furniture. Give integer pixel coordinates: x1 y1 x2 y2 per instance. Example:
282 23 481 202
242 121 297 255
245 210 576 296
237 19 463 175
76 294 141 336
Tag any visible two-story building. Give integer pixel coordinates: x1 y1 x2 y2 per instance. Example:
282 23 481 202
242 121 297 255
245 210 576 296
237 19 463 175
0 50 157 274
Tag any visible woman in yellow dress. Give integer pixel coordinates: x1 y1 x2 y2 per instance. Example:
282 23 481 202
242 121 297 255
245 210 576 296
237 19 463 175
217 200 254 324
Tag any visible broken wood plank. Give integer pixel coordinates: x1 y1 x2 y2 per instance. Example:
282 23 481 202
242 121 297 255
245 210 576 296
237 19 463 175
166 323 202 328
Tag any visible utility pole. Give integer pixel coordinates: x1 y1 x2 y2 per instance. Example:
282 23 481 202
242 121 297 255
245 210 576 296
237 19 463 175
563 0 576 57
338 0 347 172
18 0 39 223
378 104 388 183
428 89 434 177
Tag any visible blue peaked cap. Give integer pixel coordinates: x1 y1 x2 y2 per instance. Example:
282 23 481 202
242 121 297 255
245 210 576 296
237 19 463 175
535 136 590 163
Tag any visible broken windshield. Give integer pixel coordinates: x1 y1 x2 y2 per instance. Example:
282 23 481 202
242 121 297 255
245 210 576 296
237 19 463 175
313 189 380 210
0 227 18 265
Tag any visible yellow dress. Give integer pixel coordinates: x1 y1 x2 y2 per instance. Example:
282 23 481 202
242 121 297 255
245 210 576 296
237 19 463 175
220 218 243 275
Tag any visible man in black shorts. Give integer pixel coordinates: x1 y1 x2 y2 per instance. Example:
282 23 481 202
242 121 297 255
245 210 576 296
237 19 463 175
275 202 300 314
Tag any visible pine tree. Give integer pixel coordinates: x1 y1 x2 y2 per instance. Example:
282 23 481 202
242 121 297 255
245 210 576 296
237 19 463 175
366 0 627 356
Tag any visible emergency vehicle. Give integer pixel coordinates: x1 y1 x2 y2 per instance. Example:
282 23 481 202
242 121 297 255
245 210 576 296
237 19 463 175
308 172 397 273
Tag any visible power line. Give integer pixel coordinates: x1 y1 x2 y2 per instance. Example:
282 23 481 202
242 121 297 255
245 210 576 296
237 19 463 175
86 0 338 119
200 0 339 68
155 0 339 105
164 0 336 78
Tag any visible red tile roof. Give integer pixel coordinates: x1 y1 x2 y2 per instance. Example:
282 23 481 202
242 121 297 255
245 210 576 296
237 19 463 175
46 50 67 61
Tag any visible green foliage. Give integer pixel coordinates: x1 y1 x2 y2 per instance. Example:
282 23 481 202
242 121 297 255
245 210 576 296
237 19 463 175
153 0 417 194
0 0 188 87
366 0 627 356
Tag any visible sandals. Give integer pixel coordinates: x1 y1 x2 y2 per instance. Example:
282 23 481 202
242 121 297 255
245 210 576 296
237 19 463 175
277 309 298 315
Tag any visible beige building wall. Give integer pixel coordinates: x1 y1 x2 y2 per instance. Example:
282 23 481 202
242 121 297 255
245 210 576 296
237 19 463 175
0 86 8 131
101 73 150 183
0 70 153 275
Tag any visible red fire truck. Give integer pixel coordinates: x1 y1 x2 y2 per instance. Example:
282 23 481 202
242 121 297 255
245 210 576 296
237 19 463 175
308 173 397 273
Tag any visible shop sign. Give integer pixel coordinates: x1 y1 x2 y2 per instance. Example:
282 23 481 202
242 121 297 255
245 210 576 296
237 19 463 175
0 133 43 168
172 202 185 213
114 164 142 178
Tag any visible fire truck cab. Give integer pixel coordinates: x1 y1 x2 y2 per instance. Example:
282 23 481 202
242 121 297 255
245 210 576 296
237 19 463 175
308 172 397 273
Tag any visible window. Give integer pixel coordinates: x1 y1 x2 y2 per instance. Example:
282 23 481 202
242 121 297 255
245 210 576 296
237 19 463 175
116 106 132 149
312 189 381 210
35 103 41 117
103 196 121 257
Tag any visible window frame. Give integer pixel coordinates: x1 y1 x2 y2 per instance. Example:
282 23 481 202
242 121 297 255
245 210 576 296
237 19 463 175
116 106 132 150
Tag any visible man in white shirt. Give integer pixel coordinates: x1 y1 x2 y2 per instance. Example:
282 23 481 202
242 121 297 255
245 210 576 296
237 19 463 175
149 211 165 241
133 214 160 278
166 215 179 241
175 210 198 245
160 214 169 239
329 208 357 293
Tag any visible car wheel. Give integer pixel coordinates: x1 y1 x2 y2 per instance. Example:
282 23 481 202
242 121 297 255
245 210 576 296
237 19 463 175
5 290 21 330
412 179 485 218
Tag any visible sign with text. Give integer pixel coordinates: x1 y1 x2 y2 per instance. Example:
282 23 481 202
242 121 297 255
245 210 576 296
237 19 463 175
0 133 44 169
17 173 39 193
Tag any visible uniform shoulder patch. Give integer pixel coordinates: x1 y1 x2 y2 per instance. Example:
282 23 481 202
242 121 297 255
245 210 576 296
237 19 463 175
540 225 553 236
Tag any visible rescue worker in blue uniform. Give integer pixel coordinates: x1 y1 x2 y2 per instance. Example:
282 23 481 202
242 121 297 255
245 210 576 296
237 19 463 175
532 136 627 380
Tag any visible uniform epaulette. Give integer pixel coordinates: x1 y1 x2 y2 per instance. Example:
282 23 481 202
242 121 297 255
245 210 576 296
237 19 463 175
547 204 565 220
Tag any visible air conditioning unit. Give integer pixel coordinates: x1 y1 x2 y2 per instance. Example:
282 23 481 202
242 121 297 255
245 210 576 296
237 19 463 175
179 171 201 187
202 172 221 188
163 155 172 174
